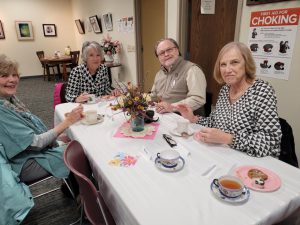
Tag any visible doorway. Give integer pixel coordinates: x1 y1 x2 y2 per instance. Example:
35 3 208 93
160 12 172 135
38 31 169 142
135 0 165 92
187 0 239 104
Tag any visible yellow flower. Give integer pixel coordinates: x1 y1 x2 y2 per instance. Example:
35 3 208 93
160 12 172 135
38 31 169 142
117 95 125 107
134 96 140 101
137 105 144 110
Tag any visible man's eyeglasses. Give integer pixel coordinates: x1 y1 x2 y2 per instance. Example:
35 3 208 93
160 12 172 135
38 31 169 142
157 46 177 57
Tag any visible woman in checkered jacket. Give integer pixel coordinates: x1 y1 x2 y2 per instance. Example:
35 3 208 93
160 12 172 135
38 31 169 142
175 42 282 158
66 41 119 103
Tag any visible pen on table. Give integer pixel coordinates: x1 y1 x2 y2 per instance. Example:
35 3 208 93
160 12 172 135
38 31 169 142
142 146 153 161
201 164 216 176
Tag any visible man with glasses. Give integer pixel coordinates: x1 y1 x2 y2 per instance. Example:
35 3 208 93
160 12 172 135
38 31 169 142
151 38 206 115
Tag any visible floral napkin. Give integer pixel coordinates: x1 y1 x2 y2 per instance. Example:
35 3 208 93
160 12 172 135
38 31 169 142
109 152 138 167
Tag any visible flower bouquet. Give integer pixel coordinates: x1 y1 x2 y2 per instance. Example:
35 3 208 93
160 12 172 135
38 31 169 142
100 34 121 56
110 82 154 131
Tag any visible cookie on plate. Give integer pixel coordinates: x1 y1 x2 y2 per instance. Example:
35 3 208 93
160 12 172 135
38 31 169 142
248 169 268 180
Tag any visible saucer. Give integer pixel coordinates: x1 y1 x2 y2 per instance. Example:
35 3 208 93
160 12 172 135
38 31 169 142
170 128 194 137
210 181 250 204
155 156 185 172
81 115 104 125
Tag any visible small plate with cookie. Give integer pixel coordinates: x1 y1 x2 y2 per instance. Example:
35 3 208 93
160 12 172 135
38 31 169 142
234 165 281 192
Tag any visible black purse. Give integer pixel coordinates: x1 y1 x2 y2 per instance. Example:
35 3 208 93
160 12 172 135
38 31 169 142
144 110 159 123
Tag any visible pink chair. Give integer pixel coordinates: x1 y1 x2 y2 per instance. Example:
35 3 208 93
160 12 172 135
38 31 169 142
64 140 115 225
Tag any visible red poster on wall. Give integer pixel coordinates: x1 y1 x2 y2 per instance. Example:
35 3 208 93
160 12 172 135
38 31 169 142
248 8 300 80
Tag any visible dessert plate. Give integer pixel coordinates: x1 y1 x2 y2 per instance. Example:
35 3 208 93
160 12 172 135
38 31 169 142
234 165 281 192
169 128 194 137
155 156 185 172
210 181 250 204
81 115 104 125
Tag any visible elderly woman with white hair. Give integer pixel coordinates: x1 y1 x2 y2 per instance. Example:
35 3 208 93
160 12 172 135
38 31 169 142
66 41 119 103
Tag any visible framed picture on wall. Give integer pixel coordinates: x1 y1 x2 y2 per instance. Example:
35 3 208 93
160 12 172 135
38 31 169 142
75 19 85 34
89 15 102 33
103 13 113 31
15 21 34 40
0 20 5 39
42 24 57 37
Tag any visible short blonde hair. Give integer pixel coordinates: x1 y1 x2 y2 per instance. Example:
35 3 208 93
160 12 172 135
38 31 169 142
213 42 256 84
0 54 19 77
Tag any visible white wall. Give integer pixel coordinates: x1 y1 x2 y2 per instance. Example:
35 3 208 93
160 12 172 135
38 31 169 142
167 0 180 41
0 0 75 77
71 0 137 84
239 0 300 162
0 0 136 84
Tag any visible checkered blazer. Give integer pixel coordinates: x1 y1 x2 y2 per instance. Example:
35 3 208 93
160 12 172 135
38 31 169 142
65 64 112 102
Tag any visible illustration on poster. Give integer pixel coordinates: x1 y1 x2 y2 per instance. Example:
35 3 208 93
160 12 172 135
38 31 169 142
260 60 271 69
279 41 290 54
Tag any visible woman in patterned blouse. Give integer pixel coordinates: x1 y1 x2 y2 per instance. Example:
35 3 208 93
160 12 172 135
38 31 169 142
66 41 119 103
176 42 282 157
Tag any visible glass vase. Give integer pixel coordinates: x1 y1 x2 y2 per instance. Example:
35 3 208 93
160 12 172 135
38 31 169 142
104 54 114 62
131 115 144 132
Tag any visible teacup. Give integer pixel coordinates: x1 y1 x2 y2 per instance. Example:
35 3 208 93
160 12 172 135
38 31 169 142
176 118 189 134
157 149 180 168
87 94 96 104
213 175 244 198
84 110 98 123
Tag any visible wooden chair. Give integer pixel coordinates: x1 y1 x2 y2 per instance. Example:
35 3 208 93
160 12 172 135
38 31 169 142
64 51 80 81
64 140 115 225
36 51 60 81
67 51 80 70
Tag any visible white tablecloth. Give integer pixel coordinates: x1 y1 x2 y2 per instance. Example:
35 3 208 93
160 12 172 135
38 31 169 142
55 102 300 225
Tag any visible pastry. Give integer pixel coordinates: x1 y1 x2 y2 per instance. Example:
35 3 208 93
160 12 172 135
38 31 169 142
248 169 268 180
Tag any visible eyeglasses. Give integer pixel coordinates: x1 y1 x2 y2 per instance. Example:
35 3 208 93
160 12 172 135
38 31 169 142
157 47 177 57
163 134 177 147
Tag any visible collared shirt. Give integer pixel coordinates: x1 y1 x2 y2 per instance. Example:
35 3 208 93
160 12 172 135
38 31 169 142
151 57 207 110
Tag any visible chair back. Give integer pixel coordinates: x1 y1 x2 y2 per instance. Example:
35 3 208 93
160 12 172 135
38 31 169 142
36 51 45 66
64 140 111 225
70 51 80 68
279 118 298 167
53 82 67 108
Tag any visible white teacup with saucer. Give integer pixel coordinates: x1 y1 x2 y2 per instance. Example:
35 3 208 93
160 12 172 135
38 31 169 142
82 110 104 125
157 149 180 168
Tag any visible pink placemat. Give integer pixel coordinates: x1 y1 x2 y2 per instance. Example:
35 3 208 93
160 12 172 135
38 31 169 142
235 165 281 192
113 122 160 140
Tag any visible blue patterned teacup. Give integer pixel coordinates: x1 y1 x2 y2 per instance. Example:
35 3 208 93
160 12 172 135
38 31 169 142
213 175 244 198
157 150 180 168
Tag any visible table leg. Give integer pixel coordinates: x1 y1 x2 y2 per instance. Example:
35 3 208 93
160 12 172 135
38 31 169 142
46 65 51 81
62 63 67 81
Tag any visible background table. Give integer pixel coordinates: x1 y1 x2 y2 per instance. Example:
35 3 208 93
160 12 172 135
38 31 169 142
55 102 300 225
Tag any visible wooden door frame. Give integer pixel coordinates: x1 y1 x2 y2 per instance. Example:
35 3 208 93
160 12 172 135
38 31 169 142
134 0 167 90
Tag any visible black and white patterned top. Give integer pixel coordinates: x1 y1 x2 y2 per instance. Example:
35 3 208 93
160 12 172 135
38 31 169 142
198 79 282 158
65 64 112 102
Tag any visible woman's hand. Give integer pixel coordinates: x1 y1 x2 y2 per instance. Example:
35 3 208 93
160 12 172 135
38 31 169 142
193 127 233 145
75 92 89 103
65 105 84 125
175 104 199 123
54 105 84 136
111 89 121 97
